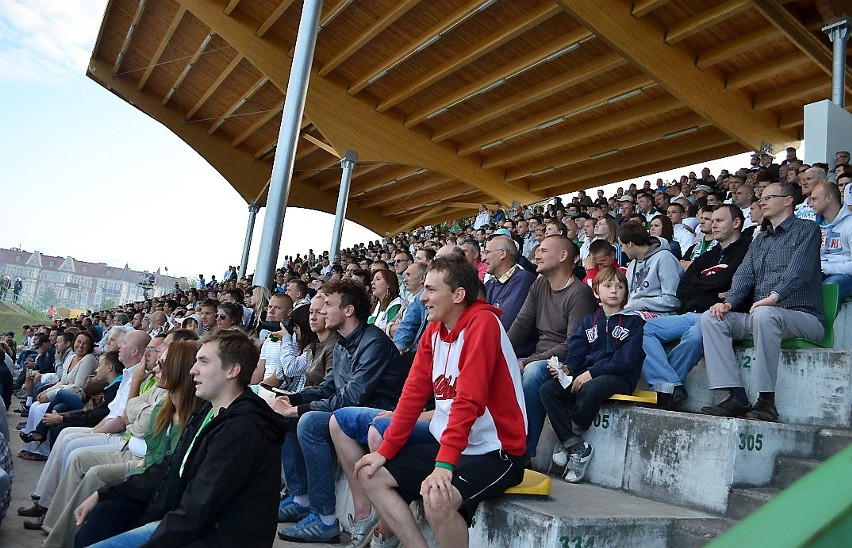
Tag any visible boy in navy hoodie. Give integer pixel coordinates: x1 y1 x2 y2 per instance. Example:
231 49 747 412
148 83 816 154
540 267 644 482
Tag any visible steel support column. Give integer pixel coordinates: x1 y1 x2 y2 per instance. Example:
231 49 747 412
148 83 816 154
329 150 358 263
824 17 850 107
252 0 324 288
239 203 260 279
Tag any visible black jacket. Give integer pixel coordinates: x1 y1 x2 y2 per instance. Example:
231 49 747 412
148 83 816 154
100 390 287 547
289 321 406 415
677 236 752 313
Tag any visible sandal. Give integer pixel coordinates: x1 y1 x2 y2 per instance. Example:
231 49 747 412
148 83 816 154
19 431 44 444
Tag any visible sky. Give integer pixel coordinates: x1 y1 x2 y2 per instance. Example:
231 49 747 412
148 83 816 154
0 1 782 281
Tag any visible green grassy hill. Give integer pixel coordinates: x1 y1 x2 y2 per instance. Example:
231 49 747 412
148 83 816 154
0 302 48 340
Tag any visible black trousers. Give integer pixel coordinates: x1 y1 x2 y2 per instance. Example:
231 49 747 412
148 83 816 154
539 375 630 447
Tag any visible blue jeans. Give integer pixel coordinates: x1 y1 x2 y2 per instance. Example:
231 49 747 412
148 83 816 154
281 411 337 516
641 313 703 393
88 520 160 547
824 274 852 303
332 407 434 446
521 359 551 457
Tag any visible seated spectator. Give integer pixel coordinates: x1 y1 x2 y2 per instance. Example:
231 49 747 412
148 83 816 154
582 240 626 287
355 256 526 548
618 221 683 317
701 182 823 421
0 432 9 527
74 330 286 547
666 203 697 252
460 239 487 281
795 166 826 221
541 267 644 482
649 214 682 259
274 280 405 543
484 235 536 329
368 269 403 334
286 279 311 309
392 262 428 354
253 293 294 382
642 205 751 408
810 181 852 301
215 302 243 331
508 235 597 459
198 299 219 333
682 206 716 268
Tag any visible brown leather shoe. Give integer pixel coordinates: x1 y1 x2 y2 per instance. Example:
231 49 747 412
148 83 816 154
23 515 45 530
17 502 46 518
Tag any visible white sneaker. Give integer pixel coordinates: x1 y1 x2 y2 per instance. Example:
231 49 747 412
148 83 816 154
370 528 401 548
345 509 379 548
552 444 568 467
563 443 594 483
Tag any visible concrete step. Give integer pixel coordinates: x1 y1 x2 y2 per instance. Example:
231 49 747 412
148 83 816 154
832 302 852 349
532 405 818 514
726 486 779 521
815 427 852 459
668 517 736 547
680 348 852 429
469 482 715 548
773 456 821 489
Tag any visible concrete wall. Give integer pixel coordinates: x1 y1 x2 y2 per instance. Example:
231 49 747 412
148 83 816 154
803 100 852 167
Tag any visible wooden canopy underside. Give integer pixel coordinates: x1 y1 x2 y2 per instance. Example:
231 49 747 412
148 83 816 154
89 0 852 234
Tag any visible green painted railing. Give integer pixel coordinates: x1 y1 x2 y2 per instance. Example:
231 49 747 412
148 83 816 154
709 444 852 547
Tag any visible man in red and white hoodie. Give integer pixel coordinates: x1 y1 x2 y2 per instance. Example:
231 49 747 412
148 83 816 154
355 255 527 548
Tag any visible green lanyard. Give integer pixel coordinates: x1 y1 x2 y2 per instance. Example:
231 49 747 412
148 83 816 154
180 408 215 476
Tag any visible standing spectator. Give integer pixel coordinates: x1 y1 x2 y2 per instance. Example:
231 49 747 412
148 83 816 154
13 278 23 303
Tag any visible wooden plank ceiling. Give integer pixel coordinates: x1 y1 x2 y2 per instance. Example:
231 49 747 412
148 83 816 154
88 0 851 234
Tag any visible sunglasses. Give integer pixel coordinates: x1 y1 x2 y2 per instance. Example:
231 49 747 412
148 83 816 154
216 314 229 320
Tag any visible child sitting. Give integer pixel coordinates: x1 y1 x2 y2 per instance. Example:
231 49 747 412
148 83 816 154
540 267 645 482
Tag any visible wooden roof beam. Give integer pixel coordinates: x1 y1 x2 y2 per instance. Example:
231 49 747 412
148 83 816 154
514 112 707 183
86 56 394 233
631 0 672 18
752 79 831 110
180 0 542 206
393 205 445 232
726 51 810 90
207 75 269 134
349 166 423 196
317 162 385 191
318 0 420 77
223 0 240 16
296 156 340 182
112 0 148 75
558 0 796 150
483 96 683 168
186 53 243 119
529 129 737 192
302 134 341 158
458 74 654 156
348 0 492 95
405 29 593 128
253 137 279 160
256 0 295 38
696 27 782 68
376 2 560 112
547 142 746 196
160 31 214 106
665 0 750 44
137 6 186 91
232 104 282 146
433 52 625 144
359 175 453 209
751 0 852 97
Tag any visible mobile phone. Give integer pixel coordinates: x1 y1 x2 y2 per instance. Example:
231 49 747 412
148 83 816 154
259 383 293 396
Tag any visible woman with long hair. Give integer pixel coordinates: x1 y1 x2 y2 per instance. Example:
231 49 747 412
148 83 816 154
649 215 682 259
593 215 626 266
42 339 203 547
20 332 98 446
216 302 243 331
266 301 318 393
247 286 272 336
368 269 402 333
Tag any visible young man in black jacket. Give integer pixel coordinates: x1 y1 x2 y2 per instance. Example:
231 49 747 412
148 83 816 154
74 330 287 547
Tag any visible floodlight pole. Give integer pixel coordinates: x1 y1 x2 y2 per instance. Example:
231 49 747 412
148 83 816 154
253 0 324 289
329 150 358 263
824 17 850 107
238 203 260 280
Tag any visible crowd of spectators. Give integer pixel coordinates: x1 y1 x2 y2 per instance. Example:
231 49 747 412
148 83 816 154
0 146 849 546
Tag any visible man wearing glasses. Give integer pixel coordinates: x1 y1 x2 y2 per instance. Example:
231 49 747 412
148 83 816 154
700 182 823 422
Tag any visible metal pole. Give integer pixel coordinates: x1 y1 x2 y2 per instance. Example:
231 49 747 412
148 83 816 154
252 0 324 288
824 17 850 107
239 203 260 280
329 150 358 263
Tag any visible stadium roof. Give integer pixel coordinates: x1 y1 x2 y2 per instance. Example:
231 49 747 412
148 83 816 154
89 0 851 234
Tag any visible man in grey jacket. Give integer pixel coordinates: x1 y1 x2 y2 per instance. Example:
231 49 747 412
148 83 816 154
272 279 406 543
617 221 684 317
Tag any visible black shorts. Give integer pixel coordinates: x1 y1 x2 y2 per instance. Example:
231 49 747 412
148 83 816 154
382 442 525 525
